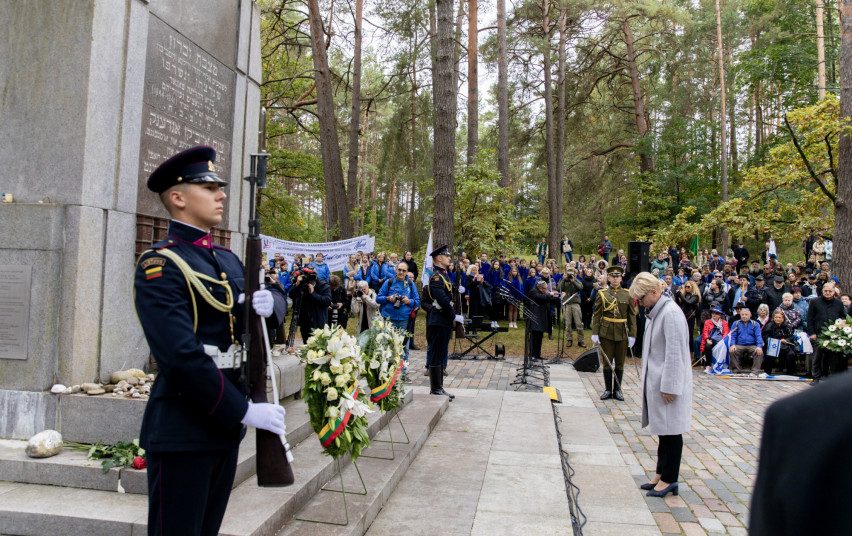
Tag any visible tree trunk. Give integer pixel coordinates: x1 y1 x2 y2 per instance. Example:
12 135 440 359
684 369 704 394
433 0 458 249
467 0 478 166
715 0 729 254
345 0 363 199
727 47 738 175
497 0 509 188
817 0 827 100
835 0 852 286
452 0 465 91
307 0 351 237
556 7 567 252
542 0 558 259
408 49 419 251
755 82 763 150
622 18 654 173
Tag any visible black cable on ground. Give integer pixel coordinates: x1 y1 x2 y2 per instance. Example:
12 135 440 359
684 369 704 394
552 405 587 535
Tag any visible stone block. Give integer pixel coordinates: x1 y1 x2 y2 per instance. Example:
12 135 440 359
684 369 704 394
271 354 304 400
0 390 58 440
115 1 150 214
79 0 128 210
227 74 248 233
470 511 572 536
0 203 65 250
59 205 106 385
0 248 62 391
59 394 146 445
236 0 251 74
0 2 91 205
99 210 150 381
582 521 662 536
248 2 262 84
147 0 240 68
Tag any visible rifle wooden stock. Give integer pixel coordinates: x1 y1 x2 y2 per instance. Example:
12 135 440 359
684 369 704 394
245 235 295 487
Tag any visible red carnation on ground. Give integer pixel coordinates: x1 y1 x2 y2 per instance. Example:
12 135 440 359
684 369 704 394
132 456 147 470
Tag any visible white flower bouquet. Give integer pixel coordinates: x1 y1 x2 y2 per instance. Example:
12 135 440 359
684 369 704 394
818 315 852 355
357 316 406 412
299 325 373 460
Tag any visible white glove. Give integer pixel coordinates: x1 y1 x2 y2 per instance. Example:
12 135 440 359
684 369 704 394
454 314 464 324
628 337 636 348
591 334 600 345
237 293 245 304
241 402 286 435
252 289 274 318
458 285 466 293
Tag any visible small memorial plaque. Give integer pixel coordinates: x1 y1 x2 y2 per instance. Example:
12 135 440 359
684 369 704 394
137 15 236 218
0 265 32 360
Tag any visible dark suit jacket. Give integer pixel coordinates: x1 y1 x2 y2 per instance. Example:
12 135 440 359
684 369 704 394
750 372 852 535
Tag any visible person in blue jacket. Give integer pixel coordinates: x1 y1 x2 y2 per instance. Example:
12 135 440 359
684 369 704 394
383 253 398 282
377 261 420 376
308 252 331 282
524 267 539 295
276 259 292 292
369 252 388 292
354 256 372 288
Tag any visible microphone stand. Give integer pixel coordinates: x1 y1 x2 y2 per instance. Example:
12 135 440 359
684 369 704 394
498 287 548 389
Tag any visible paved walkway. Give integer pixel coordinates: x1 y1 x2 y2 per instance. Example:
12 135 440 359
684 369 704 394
404 346 806 535
580 364 807 535
366 387 573 535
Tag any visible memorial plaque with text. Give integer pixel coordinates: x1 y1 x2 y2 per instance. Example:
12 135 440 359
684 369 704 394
0 265 32 360
137 15 236 219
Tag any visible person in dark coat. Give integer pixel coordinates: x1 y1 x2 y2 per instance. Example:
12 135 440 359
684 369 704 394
328 274 349 329
733 241 750 269
288 267 333 343
764 275 788 313
424 245 459 400
134 146 287 536
527 280 562 360
750 371 852 535
761 309 796 375
807 282 848 382
745 275 768 317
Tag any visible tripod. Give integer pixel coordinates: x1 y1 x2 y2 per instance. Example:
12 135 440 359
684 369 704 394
498 287 549 390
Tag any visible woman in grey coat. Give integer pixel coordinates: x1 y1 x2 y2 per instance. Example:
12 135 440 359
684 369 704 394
629 273 693 498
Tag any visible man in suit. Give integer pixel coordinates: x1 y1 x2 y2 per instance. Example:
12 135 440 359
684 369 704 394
751 372 852 535
135 146 287 535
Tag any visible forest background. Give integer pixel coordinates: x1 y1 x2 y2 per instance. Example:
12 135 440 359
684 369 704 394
257 0 852 283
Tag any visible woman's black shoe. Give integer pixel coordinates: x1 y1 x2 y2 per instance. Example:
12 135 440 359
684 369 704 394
639 482 655 491
646 482 678 497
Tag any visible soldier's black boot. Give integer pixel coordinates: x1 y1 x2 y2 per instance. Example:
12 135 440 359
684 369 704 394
613 369 625 401
430 366 454 401
600 369 613 400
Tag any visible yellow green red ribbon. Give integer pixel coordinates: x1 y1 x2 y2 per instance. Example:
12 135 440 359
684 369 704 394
370 365 400 403
318 385 358 448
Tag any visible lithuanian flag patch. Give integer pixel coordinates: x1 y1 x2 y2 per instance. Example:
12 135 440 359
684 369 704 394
145 266 163 280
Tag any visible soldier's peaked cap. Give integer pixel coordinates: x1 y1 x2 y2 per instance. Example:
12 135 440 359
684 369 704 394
606 265 624 275
430 244 451 258
147 145 227 194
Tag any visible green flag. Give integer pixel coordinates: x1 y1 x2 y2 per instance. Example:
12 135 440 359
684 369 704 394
689 235 699 257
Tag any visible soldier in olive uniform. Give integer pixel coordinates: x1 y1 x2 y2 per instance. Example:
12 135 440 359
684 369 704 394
591 265 637 401
423 245 462 401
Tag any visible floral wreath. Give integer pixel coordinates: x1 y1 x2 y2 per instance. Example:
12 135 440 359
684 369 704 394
357 316 406 412
299 325 373 460
818 315 852 355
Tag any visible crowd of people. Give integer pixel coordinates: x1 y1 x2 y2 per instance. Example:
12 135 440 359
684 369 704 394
262 232 850 381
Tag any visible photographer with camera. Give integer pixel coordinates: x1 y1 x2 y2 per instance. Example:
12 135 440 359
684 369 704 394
328 274 349 329
559 267 585 348
288 266 332 343
351 280 379 333
377 262 420 378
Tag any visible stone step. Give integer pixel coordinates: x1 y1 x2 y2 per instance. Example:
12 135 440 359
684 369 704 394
0 390 413 496
0 395 310 495
273 396 445 536
0 391 448 536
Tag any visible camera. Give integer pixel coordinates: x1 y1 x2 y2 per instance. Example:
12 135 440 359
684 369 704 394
355 289 364 298
392 294 403 308
299 271 317 285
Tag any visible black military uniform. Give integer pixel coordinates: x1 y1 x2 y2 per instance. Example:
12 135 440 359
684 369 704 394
424 245 455 400
135 146 284 535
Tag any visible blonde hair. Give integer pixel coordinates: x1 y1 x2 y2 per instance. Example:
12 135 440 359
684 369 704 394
629 272 660 301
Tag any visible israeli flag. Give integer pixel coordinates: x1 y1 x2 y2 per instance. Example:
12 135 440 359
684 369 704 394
709 333 733 375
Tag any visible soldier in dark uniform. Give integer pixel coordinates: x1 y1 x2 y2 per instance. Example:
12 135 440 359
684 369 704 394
591 265 637 401
134 146 288 536
424 245 461 400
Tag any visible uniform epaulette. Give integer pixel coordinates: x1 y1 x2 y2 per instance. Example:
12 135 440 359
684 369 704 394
152 238 179 249
431 274 441 281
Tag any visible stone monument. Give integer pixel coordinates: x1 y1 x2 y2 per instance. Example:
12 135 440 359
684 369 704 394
0 0 263 439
